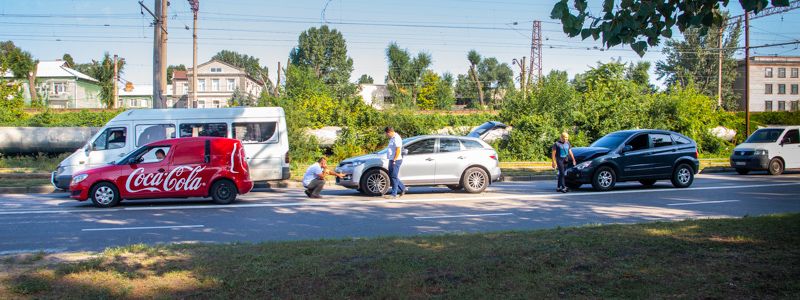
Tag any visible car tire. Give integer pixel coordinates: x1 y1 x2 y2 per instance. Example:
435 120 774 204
461 167 489 193
90 182 121 208
211 179 238 204
360 168 390 196
591 166 616 191
565 181 582 190
671 164 694 188
638 179 657 186
768 158 784 175
735 168 750 175
446 184 463 191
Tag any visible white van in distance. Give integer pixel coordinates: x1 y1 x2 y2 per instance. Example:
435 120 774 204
52 107 290 190
730 126 800 175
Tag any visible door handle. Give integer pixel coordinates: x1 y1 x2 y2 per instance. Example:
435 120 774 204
426 158 434 161
158 168 166 173
118 153 126 157
458 156 465 159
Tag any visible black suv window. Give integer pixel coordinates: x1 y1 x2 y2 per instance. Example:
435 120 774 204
671 134 691 145
626 134 649 151
406 139 436 155
650 133 673 148
783 129 799 144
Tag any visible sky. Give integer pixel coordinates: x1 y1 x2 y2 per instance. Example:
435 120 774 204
1 0 798 88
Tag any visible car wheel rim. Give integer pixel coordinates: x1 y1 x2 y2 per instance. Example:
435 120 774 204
95 186 114 205
771 161 781 173
598 171 613 188
678 168 691 184
217 184 232 199
467 171 486 190
367 173 387 194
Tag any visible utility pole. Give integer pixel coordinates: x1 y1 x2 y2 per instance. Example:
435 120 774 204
189 0 199 108
274 61 281 97
529 20 542 83
113 54 118 108
717 26 723 107
744 13 750 137
512 56 526 97
139 0 168 109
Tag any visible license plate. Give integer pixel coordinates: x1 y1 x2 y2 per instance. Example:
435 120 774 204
735 162 746 166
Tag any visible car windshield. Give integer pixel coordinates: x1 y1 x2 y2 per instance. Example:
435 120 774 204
590 133 633 149
373 136 421 154
745 129 784 143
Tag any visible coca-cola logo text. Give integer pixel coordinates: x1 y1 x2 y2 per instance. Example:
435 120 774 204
125 165 205 193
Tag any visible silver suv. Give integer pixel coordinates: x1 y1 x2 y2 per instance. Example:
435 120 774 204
335 135 502 196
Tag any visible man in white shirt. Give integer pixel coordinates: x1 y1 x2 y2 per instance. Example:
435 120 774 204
384 126 406 198
302 157 343 198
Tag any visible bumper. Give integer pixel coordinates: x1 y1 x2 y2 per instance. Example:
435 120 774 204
52 172 72 190
335 174 360 189
335 164 366 189
69 182 90 201
565 167 593 184
490 166 502 182
730 154 769 170
238 180 254 194
281 166 291 180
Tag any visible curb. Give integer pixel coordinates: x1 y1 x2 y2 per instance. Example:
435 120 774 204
0 186 59 194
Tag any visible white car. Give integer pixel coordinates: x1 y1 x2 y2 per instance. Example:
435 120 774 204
730 126 800 175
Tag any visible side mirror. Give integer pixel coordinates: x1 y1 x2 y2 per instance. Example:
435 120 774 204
402 149 409 156
621 145 633 153
128 157 142 165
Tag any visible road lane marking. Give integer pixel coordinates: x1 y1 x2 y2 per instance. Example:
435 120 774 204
667 200 740 206
414 213 514 219
0 182 797 215
81 225 204 232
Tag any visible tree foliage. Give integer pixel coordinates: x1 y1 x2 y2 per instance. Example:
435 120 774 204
61 53 75 68
290 25 356 99
166 64 186 84
550 0 789 55
212 50 273 91
0 41 39 106
656 17 742 110
385 43 432 106
357 74 374 84
75 53 126 109
477 57 514 103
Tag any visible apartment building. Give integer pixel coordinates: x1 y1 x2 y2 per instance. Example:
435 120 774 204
734 56 800 112
171 59 264 108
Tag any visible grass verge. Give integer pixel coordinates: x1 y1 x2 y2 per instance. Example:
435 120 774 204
1 214 798 298
0 178 51 187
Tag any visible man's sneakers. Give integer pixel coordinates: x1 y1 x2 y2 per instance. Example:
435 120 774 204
400 188 408 197
304 190 311 198
557 187 569 193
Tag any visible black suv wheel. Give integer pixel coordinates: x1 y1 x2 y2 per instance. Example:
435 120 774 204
591 166 616 191
671 164 694 188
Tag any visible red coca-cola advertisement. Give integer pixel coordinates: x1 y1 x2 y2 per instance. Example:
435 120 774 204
70 137 253 208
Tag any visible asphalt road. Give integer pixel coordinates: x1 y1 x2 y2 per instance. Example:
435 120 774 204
0 172 798 254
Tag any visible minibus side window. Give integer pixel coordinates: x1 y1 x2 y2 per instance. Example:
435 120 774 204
232 122 278 143
179 123 227 138
136 124 176 146
93 127 127 151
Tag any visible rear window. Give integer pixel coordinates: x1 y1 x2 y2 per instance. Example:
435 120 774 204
650 133 673 148
461 139 485 150
671 134 692 145
233 122 278 143
439 138 462 153
179 123 228 138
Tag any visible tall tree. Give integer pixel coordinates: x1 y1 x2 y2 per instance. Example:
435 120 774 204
467 50 484 106
477 57 514 103
166 64 186 84
77 53 126 109
0 41 38 105
357 74 374 84
656 18 742 110
550 0 789 55
289 25 355 98
625 61 656 93
62 53 75 68
385 43 432 106
212 50 273 92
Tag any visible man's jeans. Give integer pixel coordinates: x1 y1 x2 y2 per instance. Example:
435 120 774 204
388 160 406 196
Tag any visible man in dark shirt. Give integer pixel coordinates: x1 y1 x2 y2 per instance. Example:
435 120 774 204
551 132 577 193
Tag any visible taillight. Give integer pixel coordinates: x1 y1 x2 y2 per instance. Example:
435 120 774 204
490 155 498 160
695 150 699 158
285 151 291 164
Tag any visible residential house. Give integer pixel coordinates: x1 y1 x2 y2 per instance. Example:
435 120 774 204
2 60 103 108
171 59 264 108
734 56 800 112
117 82 153 108
358 83 389 109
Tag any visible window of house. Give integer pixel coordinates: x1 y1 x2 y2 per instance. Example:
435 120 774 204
778 68 786 78
792 84 798 95
765 84 773 94
233 122 278 143
136 124 176 146
765 101 773 112
198 79 206 92
129 99 136 107
197 100 205 108
210 67 222 73
765 67 773 77
183 83 188 94
179 123 228 138
53 82 66 94
213 100 221 108
792 101 799 112
778 101 786 111
212 79 220 91
792 68 799 78
141 99 149 107
778 84 786 94
227 79 235 91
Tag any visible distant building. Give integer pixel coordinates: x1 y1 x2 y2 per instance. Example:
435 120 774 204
171 59 264 108
2 61 103 108
358 84 389 109
735 56 800 112
117 82 153 108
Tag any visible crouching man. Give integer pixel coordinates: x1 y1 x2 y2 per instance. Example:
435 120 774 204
302 157 344 199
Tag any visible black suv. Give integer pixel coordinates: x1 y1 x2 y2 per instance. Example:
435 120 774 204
565 130 700 191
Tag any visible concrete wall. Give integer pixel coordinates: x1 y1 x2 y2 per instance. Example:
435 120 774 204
0 127 100 154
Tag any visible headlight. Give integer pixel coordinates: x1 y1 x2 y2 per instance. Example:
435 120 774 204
351 161 365 167
575 161 592 170
754 149 768 156
56 165 65 174
71 174 88 184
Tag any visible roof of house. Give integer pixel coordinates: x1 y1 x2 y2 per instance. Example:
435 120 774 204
119 84 153 97
37 61 99 82
172 70 187 80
